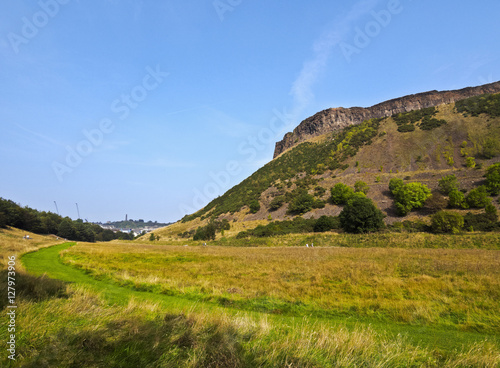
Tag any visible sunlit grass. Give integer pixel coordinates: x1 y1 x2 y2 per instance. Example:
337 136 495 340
62 238 500 332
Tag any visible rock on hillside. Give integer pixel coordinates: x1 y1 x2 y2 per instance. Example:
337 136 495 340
274 81 500 158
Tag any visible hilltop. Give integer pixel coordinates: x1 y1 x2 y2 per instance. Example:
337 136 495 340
274 81 500 157
148 89 500 240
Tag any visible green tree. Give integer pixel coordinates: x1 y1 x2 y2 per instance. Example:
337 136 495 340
339 196 385 234
485 163 500 195
149 233 156 241
58 218 76 240
466 186 490 208
393 182 432 216
354 181 370 194
438 175 459 195
330 183 354 205
431 211 464 234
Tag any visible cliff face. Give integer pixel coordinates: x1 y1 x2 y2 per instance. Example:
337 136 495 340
273 81 500 158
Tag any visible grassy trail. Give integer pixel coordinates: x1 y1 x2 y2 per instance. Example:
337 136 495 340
21 242 500 353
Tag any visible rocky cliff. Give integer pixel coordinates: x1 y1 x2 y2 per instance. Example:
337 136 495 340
273 81 500 158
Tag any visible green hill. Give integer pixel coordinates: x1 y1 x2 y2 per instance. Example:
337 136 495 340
156 93 500 239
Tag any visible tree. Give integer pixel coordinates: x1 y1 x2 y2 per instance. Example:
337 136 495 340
58 219 76 240
466 186 490 208
438 175 459 195
354 181 370 195
485 163 500 195
149 233 156 241
431 211 464 234
339 196 385 233
393 182 432 216
330 183 354 205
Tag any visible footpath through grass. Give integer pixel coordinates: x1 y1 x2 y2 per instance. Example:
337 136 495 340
20 242 500 355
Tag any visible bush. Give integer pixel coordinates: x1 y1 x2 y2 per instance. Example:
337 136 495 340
313 215 340 232
464 212 499 232
389 178 404 195
249 200 261 214
448 189 468 209
269 196 285 211
438 175 459 195
466 156 476 168
466 186 490 208
287 190 315 215
392 182 432 216
354 181 370 194
419 116 447 130
330 183 354 205
339 196 385 234
397 124 415 133
431 211 464 234
485 163 500 195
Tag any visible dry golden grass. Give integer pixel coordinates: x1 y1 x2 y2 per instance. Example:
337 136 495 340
62 241 500 329
0 226 63 268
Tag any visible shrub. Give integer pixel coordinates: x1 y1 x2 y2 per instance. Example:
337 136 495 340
392 182 432 216
287 190 315 215
269 196 285 211
313 215 340 232
431 211 464 234
466 156 476 168
397 124 415 133
448 189 468 209
481 138 500 159
485 163 500 195
419 116 447 130
438 174 459 195
330 183 354 205
424 192 448 213
389 178 404 195
339 196 385 234
249 200 261 214
466 186 490 208
354 181 370 194
464 212 499 232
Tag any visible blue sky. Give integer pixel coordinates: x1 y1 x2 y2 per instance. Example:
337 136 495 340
1 0 499 223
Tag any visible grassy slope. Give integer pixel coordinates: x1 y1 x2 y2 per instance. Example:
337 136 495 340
159 99 500 238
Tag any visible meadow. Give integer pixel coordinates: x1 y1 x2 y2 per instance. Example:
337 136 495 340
1 228 500 367
61 237 500 332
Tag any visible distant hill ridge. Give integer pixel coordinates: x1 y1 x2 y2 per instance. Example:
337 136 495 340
274 81 500 158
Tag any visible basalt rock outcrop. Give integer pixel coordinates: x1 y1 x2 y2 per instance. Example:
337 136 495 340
273 81 500 158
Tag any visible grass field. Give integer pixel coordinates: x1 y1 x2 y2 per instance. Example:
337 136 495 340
2 230 500 366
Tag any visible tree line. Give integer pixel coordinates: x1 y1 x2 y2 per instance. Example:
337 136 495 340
0 198 133 242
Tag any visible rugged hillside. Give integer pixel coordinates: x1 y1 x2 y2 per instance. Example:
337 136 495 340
153 92 500 239
274 81 500 158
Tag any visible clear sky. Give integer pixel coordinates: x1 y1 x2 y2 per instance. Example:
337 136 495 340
1 0 499 223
